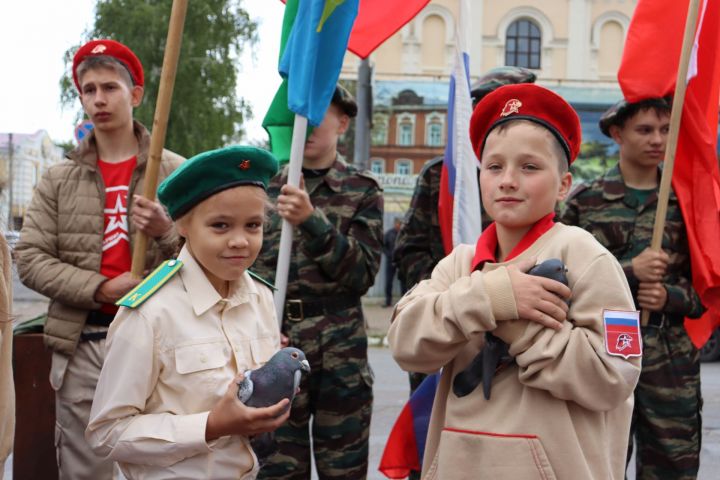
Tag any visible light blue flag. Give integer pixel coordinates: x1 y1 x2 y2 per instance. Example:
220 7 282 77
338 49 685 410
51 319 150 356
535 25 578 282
279 0 360 126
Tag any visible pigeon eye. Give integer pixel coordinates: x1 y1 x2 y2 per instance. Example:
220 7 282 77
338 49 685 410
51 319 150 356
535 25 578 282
291 352 299 359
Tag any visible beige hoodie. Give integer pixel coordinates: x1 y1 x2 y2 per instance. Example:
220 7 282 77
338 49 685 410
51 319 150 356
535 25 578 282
389 223 641 480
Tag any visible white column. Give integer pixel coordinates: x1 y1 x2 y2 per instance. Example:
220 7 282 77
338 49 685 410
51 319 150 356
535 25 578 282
567 0 590 79
468 0 484 78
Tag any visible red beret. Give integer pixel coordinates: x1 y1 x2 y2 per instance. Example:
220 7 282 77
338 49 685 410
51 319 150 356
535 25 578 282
72 39 144 91
469 83 581 164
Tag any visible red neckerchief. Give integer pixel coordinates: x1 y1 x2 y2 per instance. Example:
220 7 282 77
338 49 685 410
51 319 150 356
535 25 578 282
470 213 556 270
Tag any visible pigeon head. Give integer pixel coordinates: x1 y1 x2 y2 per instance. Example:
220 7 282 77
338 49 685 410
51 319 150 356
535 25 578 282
271 347 311 374
528 258 568 285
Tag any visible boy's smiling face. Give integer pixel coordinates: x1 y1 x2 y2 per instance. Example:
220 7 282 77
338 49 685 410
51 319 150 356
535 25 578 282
480 121 572 235
176 186 266 296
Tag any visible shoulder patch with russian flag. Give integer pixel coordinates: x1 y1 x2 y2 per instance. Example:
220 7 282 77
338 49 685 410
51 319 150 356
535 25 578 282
603 309 642 358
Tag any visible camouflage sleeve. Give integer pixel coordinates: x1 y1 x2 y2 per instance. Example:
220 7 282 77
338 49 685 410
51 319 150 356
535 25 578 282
557 196 579 226
393 168 438 288
298 187 383 294
664 277 705 318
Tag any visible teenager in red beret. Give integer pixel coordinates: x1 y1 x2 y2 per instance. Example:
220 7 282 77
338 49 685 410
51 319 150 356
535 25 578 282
14 39 183 479
388 83 641 479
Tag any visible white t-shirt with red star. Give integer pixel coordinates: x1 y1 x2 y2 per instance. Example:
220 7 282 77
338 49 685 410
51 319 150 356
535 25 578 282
98 157 136 313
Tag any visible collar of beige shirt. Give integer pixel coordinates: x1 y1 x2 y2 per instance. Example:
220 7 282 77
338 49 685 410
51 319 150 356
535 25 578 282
177 246 259 316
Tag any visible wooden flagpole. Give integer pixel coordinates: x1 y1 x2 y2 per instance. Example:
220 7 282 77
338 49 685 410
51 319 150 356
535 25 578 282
131 0 188 277
641 0 701 326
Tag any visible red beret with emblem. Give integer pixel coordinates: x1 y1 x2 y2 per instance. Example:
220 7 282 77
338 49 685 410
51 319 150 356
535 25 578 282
72 39 144 91
469 83 581 164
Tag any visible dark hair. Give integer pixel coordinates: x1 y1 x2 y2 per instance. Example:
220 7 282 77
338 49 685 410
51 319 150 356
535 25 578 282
613 97 671 130
331 85 358 118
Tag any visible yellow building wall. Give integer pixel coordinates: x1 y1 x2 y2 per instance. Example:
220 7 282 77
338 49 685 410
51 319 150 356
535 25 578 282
598 21 624 79
484 0 568 39
592 0 636 24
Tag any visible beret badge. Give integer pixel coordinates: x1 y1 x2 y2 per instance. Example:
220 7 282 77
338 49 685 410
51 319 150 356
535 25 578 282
91 44 107 54
239 160 251 170
501 99 522 117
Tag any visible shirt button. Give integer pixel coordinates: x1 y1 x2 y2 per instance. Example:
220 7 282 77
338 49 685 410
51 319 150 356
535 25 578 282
200 354 207 363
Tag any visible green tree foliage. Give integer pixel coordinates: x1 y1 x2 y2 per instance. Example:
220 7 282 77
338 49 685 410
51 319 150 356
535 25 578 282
60 0 257 157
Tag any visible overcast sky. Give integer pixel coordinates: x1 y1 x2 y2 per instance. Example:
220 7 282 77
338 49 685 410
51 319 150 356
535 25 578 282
0 0 284 144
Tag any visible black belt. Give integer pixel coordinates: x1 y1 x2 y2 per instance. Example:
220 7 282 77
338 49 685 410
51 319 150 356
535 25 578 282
645 312 683 329
285 294 361 321
86 310 116 327
79 331 107 342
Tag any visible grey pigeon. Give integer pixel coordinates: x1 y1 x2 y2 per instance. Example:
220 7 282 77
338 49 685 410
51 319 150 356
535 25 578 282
453 258 569 399
236 347 310 459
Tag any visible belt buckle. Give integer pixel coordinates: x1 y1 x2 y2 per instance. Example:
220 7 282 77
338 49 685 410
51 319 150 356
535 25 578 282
286 299 304 322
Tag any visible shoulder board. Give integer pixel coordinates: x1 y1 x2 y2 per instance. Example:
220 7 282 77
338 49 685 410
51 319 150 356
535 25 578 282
116 259 183 309
357 170 382 188
419 156 444 175
247 270 276 291
567 182 590 200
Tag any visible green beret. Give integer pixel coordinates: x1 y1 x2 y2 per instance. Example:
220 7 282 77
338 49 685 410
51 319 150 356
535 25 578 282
158 145 279 219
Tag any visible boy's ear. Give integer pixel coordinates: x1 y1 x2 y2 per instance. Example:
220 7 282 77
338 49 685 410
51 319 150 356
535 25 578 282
608 124 623 144
131 85 144 108
337 113 350 135
556 171 573 202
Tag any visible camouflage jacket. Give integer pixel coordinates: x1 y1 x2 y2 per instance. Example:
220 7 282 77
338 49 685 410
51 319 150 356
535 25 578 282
560 165 704 321
253 155 383 299
393 157 491 289
392 157 446 289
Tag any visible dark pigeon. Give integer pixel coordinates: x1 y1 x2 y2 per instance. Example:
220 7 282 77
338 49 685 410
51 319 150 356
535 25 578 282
236 347 310 459
453 259 569 399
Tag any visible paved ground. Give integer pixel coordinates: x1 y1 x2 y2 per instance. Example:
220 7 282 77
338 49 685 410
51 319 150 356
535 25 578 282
5 286 720 479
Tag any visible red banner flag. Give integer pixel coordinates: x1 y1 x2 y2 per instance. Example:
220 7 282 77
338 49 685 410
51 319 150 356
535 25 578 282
282 0 430 59
618 0 720 347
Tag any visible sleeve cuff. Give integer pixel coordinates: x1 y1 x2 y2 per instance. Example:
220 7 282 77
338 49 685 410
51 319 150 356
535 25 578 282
299 208 332 237
178 411 213 453
482 267 518 322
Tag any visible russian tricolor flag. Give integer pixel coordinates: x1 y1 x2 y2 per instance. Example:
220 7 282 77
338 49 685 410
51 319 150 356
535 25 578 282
379 373 439 478
438 0 482 254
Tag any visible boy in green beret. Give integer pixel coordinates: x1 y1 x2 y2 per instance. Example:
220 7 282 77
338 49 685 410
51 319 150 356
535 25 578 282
86 146 288 479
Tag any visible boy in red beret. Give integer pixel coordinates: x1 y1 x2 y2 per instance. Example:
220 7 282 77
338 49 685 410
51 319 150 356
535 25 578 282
15 39 183 479
388 84 642 479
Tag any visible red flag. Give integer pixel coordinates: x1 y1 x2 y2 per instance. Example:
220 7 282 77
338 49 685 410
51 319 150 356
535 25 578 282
618 0 720 347
346 0 430 59
281 0 430 59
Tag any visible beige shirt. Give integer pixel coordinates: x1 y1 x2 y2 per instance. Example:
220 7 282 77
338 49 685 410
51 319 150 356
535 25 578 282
389 224 641 480
86 246 280 480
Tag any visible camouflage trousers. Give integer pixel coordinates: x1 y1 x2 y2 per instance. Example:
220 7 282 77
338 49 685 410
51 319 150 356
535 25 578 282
627 324 703 480
258 306 374 480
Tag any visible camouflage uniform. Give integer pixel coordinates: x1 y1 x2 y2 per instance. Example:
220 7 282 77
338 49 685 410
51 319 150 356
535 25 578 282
560 165 704 480
253 155 383 480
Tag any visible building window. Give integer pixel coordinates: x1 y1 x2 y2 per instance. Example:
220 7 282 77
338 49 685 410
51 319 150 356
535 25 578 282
372 114 389 145
505 19 541 69
398 123 412 146
396 160 413 176
426 114 444 146
370 158 385 174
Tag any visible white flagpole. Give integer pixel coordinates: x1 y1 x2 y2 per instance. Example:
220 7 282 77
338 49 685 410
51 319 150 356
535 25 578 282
273 114 308 325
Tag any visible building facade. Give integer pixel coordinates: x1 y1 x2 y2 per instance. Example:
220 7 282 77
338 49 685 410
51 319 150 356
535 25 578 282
0 131 64 231
341 0 635 175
